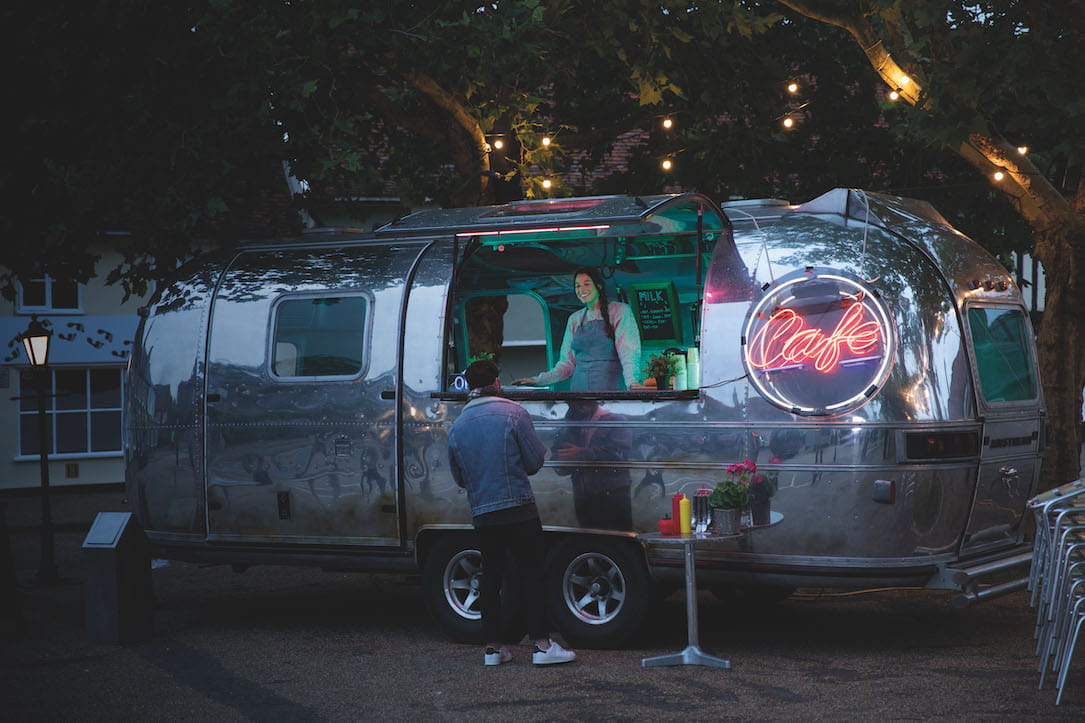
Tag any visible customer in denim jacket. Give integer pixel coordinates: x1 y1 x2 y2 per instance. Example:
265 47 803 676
448 359 576 667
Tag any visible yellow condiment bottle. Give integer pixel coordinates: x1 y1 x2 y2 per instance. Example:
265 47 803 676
679 495 692 534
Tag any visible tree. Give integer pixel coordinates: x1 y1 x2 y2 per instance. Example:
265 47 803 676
1 1 585 299
2 2 314 300
767 0 1084 486
9 2 1077 483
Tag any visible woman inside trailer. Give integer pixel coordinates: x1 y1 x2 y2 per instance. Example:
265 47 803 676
513 267 642 391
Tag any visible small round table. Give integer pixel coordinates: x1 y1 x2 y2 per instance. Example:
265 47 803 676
637 531 741 669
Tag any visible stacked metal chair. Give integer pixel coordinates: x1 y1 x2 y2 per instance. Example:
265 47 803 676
1029 479 1085 704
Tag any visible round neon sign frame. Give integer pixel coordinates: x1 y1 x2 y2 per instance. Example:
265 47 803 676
741 268 897 417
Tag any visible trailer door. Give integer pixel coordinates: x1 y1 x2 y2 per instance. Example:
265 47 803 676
959 305 1043 557
204 243 424 547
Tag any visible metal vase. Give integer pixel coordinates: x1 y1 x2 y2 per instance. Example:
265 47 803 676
750 500 772 526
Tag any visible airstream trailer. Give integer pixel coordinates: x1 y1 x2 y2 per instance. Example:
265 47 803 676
125 188 1043 647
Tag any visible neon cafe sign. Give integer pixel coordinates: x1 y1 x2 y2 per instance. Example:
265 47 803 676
741 269 896 417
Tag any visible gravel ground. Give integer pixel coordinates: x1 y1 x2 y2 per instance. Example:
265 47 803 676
3 489 1085 721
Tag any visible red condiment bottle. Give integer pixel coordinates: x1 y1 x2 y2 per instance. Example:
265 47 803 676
672 492 684 527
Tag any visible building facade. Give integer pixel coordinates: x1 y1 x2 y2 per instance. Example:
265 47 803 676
1 249 147 491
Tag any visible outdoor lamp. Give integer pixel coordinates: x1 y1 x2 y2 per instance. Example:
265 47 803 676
20 314 59 585
21 316 51 367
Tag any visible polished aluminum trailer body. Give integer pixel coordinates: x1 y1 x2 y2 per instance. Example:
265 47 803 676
126 189 1043 645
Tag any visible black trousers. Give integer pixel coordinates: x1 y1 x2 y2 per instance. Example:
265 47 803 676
476 517 547 643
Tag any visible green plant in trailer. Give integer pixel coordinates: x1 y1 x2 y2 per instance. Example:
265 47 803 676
643 352 680 380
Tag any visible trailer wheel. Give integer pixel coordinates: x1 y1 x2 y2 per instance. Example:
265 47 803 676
545 537 649 649
421 534 525 644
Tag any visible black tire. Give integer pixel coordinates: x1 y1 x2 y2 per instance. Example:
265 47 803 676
545 537 649 649
421 533 525 644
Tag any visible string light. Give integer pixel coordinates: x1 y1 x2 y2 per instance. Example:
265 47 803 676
542 136 551 146
493 139 504 150
661 159 673 171
782 117 794 129
888 89 901 101
787 82 799 94
662 118 673 129
1017 146 1028 155
992 170 1005 182
484 142 492 153
541 179 552 189
899 75 911 86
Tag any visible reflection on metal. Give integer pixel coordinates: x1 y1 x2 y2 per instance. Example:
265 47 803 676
125 189 1045 624
742 269 896 417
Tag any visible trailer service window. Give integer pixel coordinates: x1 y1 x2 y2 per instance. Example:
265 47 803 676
450 218 720 393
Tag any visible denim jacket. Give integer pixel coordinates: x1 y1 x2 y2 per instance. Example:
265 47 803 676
448 396 547 517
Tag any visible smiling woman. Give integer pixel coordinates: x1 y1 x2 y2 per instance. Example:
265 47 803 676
513 266 641 391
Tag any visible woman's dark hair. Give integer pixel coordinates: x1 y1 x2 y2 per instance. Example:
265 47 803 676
573 266 615 339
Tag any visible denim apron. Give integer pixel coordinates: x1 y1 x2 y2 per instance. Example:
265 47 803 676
569 316 624 390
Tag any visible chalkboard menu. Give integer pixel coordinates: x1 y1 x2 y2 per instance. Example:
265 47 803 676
627 281 682 345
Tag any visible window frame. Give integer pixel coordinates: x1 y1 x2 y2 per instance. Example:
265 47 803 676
453 289 553 367
964 303 1039 406
15 365 125 460
446 227 715 399
267 290 373 382
16 275 83 314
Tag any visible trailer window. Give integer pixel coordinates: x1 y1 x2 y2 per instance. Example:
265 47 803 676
271 295 368 378
451 229 717 392
456 293 550 386
968 307 1036 403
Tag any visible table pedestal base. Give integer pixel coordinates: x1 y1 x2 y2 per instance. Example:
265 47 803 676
641 644 731 669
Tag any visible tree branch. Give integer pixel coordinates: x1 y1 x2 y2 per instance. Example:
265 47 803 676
775 0 1082 234
775 0 1085 487
776 2 921 102
358 69 490 206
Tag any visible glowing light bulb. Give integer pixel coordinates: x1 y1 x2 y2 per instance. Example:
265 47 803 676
993 170 1005 182
542 136 551 146
787 82 798 93
541 179 552 189
900 75 911 86
782 117 794 129
493 139 504 150
661 159 673 171
888 89 900 101
1017 146 1028 155
662 118 673 129
484 142 492 153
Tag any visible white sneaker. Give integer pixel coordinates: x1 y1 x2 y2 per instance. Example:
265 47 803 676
484 646 513 666
532 641 576 665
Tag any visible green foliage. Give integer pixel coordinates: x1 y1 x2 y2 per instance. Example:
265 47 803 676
860 1 1085 203
4 0 1066 301
708 479 750 510
643 352 681 379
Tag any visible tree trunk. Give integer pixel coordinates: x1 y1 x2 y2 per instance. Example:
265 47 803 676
1033 226 1085 486
401 69 491 207
364 68 492 207
464 295 509 363
774 0 1085 488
